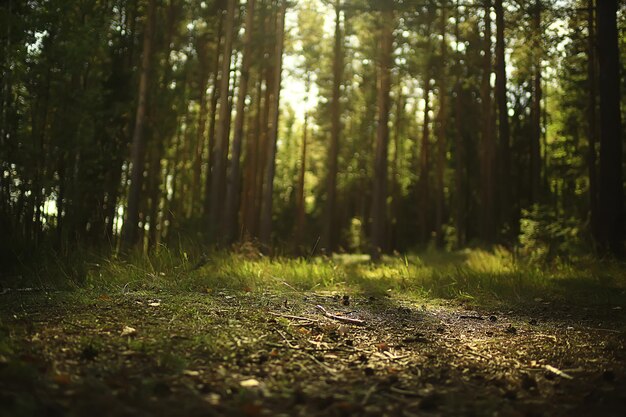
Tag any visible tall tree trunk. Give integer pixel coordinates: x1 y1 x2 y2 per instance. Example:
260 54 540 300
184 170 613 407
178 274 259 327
453 0 466 247
586 0 599 244
208 0 236 242
192 35 210 218
480 0 495 241
294 109 308 248
529 0 542 205
323 0 343 253
418 7 434 245
242 78 264 238
596 0 624 256
259 1 286 248
122 0 155 249
225 0 256 243
419 78 432 244
370 6 393 260
389 91 403 250
494 0 510 236
202 14 224 222
435 2 448 248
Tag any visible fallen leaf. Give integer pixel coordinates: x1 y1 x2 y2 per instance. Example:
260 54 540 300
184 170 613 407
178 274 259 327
240 378 260 388
121 326 137 337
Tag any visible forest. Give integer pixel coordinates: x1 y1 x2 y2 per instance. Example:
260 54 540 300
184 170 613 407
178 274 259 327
1 0 626 416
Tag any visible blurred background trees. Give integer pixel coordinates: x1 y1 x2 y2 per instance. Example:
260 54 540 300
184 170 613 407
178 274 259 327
0 0 624 269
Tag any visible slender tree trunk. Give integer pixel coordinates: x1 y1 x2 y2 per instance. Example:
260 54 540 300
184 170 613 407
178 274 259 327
192 36 210 217
370 6 393 260
294 109 308 247
417 5 435 246
242 78 264 238
208 0 236 242
323 0 343 253
122 0 155 249
586 0 599 244
435 2 448 248
418 70 432 243
202 14 224 222
453 0 466 247
530 0 542 205
259 1 286 248
225 0 256 243
389 91 403 250
494 0 511 236
596 0 624 256
480 0 495 241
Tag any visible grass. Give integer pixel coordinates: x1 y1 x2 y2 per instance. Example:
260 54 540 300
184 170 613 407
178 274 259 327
46 244 623 310
3 237 625 309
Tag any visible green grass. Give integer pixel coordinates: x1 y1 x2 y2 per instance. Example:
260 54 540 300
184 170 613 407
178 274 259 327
60 244 625 309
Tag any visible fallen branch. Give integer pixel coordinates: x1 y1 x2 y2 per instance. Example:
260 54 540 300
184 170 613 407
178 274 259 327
459 315 484 320
315 305 366 326
544 364 574 380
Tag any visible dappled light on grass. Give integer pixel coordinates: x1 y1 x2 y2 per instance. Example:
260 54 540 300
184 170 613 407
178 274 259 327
81 247 626 310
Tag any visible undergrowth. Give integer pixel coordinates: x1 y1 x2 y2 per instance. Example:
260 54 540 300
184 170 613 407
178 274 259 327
3 241 625 309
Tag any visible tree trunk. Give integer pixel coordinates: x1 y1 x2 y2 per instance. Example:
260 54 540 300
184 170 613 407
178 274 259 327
480 0 495 241
494 0 511 236
435 2 448 248
323 0 343 253
586 0 599 244
370 6 393 260
202 14 224 222
530 1 542 205
122 0 155 249
192 35 210 218
225 0 256 243
259 1 286 248
453 0 466 247
596 0 624 256
208 0 236 242
294 109 308 248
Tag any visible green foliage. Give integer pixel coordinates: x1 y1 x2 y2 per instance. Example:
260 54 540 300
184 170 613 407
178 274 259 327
518 204 586 262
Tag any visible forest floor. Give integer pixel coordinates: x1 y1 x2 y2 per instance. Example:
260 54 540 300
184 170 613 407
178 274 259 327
1 282 626 417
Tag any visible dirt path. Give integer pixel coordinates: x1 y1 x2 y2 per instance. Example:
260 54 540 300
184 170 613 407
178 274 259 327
1 290 625 416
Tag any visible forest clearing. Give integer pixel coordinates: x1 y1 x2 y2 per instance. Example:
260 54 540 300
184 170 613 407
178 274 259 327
1 250 626 416
1 0 625 415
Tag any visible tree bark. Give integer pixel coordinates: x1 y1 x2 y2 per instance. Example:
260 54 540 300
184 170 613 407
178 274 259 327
122 0 155 249
294 109 308 248
224 0 256 243
323 0 343 253
480 0 495 241
435 2 448 248
370 6 394 260
494 0 511 236
208 0 236 242
259 1 286 248
586 0 599 244
202 14 224 222
530 1 542 205
596 0 624 256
